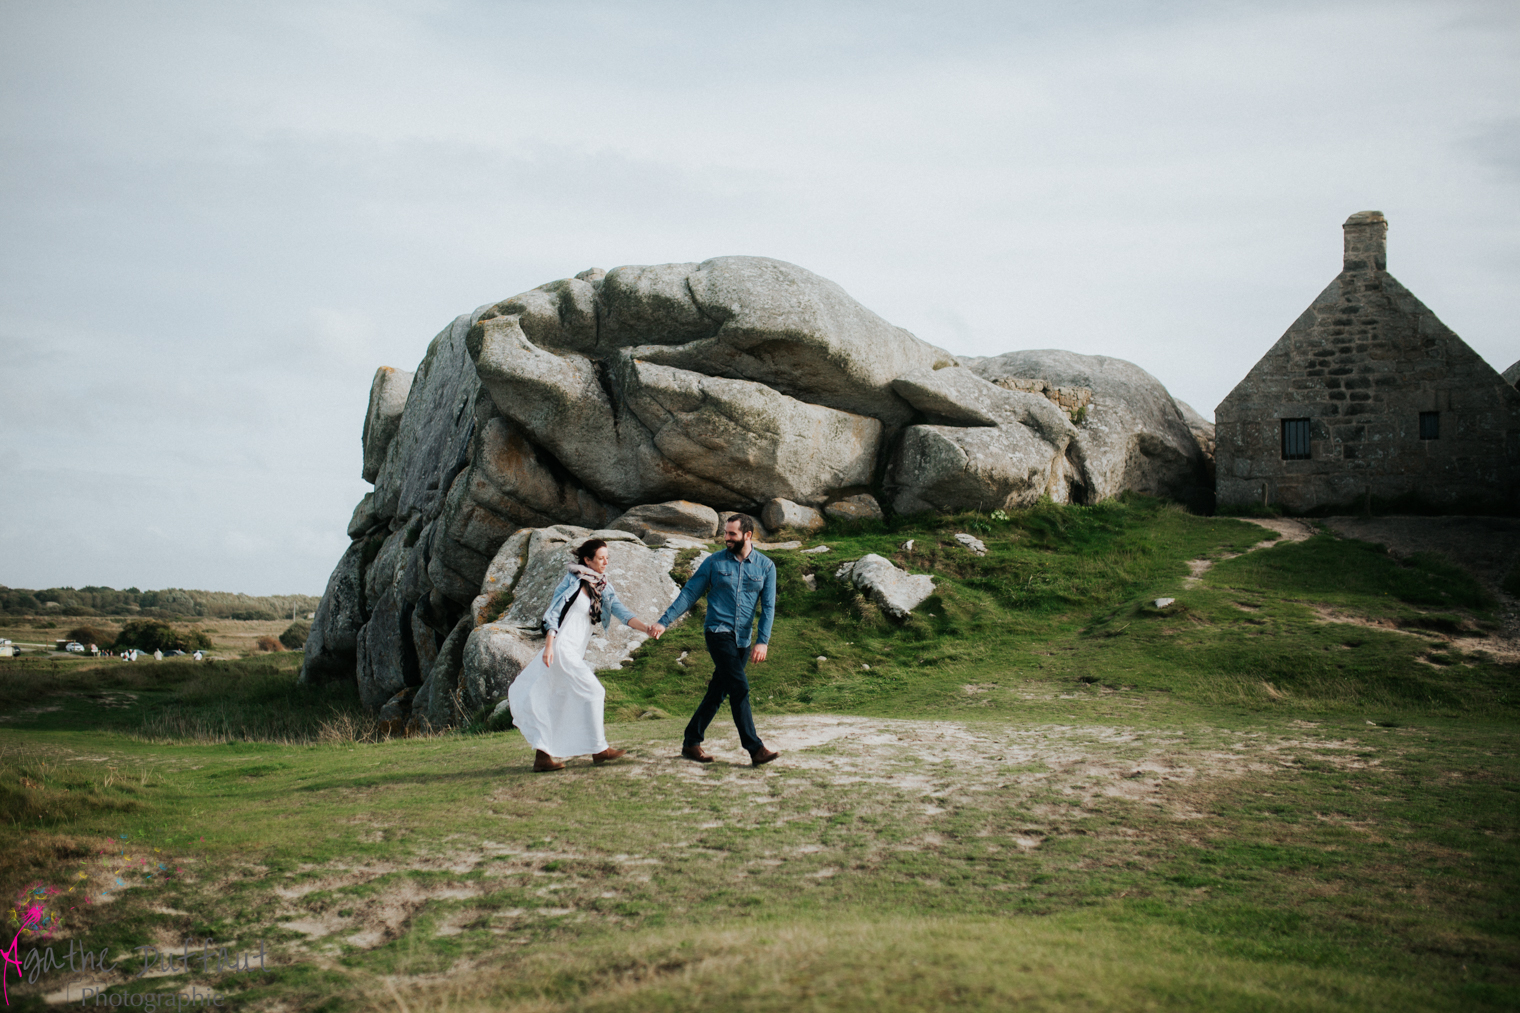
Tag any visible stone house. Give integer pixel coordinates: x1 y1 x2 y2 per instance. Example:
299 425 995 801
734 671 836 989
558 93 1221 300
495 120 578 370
1215 212 1520 513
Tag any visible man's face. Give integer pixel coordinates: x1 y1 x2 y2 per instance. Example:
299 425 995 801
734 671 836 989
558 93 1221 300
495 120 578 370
724 521 748 552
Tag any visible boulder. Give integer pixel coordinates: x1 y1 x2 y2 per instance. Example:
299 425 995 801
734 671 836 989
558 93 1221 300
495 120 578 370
761 497 826 534
299 538 372 685
456 525 681 718
469 321 882 508
476 256 957 427
356 586 411 710
1503 359 1520 388
370 309 491 526
886 366 1083 514
609 501 720 542
834 554 935 620
412 616 473 731
954 533 987 556
965 350 1212 508
362 366 415 484
348 493 382 539
825 493 883 522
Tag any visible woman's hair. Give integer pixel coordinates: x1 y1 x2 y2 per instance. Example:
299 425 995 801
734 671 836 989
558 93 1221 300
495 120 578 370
574 538 608 565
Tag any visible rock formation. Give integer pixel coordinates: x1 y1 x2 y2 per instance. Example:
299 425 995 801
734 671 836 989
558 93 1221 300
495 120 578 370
302 256 1212 727
834 555 935 620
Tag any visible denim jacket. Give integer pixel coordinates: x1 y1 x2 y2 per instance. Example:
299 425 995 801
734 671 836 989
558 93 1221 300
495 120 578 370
541 571 637 635
658 548 776 648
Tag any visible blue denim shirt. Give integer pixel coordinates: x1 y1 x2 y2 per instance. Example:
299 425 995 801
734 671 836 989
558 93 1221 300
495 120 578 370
541 571 637 634
658 547 776 648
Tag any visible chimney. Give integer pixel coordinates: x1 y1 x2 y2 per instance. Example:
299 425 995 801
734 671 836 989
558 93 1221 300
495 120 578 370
1342 210 1387 272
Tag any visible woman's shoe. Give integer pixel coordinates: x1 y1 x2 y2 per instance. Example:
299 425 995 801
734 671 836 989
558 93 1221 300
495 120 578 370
591 748 627 765
533 750 566 772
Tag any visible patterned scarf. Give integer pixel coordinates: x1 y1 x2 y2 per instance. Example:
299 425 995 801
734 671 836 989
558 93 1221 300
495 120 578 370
565 563 611 627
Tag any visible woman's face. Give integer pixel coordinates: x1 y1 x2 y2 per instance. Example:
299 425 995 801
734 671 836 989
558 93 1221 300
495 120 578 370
586 547 610 574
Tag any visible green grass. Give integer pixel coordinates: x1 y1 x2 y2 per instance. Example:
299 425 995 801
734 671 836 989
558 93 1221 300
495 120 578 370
0 496 1514 1011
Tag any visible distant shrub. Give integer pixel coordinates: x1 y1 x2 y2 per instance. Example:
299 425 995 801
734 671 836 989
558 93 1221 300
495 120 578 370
115 619 213 653
67 625 114 647
227 610 277 621
255 636 284 652
279 621 311 650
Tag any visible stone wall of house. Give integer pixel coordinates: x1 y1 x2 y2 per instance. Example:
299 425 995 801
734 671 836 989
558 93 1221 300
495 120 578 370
1215 212 1520 513
990 377 1094 420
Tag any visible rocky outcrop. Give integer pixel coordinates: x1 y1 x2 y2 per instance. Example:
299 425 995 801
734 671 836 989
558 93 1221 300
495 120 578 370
1504 359 1520 388
824 494 884 522
458 526 680 716
887 366 1082 514
305 256 1211 727
608 501 720 543
834 554 935 620
362 366 414 484
962 350 1214 509
761 498 825 534
470 324 882 508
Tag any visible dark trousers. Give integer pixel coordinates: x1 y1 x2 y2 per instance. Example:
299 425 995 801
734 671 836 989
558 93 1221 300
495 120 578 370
684 631 764 754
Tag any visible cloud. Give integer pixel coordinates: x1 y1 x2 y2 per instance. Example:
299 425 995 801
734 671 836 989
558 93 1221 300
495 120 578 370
1 0 1517 593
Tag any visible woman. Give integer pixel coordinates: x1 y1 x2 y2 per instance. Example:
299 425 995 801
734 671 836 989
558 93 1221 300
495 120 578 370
508 538 658 772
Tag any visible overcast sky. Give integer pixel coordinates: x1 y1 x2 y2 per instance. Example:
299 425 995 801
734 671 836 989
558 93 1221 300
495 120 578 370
2 0 1517 596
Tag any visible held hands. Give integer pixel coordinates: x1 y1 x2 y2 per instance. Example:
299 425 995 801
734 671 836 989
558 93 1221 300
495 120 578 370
648 622 667 640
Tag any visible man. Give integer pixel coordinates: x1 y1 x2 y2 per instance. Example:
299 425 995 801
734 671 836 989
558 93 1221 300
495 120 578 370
652 514 781 767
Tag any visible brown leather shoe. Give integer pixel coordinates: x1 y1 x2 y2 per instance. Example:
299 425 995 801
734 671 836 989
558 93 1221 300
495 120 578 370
591 747 627 765
681 744 715 763
533 750 565 772
749 747 780 767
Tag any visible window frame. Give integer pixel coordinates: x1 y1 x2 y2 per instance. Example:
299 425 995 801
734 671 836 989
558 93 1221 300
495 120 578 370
1280 417 1312 461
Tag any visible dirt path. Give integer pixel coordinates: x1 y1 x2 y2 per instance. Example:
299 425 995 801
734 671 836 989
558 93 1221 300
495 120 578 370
1183 516 1315 587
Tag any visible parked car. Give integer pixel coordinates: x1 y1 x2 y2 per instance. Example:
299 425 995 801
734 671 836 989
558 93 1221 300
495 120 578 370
65 641 85 653
164 649 186 657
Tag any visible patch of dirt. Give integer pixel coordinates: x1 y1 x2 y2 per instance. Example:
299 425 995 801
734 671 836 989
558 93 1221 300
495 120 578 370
1187 517 1316 586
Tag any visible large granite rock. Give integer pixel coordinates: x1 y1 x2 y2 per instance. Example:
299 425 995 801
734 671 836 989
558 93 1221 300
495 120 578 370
469 320 882 508
299 538 373 685
1503 359 1520 388
609 501 720 542
834 554 935 620
457 525 681 718
307 256 1212 717
474 256 956 427
362 366 414 484
412 616 473 732
963 350 1213 508
886 366 1084 514
761 497 825 534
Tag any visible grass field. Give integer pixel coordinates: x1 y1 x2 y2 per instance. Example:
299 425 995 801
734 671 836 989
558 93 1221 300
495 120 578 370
1 497 1515 1011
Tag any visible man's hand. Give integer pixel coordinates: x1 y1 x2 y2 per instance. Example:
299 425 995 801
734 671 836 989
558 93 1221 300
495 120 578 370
749 643 768 663
650 623 666 639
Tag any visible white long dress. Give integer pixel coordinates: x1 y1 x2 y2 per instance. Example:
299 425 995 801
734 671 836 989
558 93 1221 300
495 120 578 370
507 588 609 757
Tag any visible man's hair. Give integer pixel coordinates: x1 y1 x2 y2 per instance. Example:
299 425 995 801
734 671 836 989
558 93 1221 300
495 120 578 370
574 538 608 564
725 513 754 536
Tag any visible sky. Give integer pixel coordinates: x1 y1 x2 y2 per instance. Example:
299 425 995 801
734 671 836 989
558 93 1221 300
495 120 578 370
1 0 1517 596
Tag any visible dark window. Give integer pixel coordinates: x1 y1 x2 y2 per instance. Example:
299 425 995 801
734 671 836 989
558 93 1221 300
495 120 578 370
1419 411 1439 440
1281 418 1311 460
